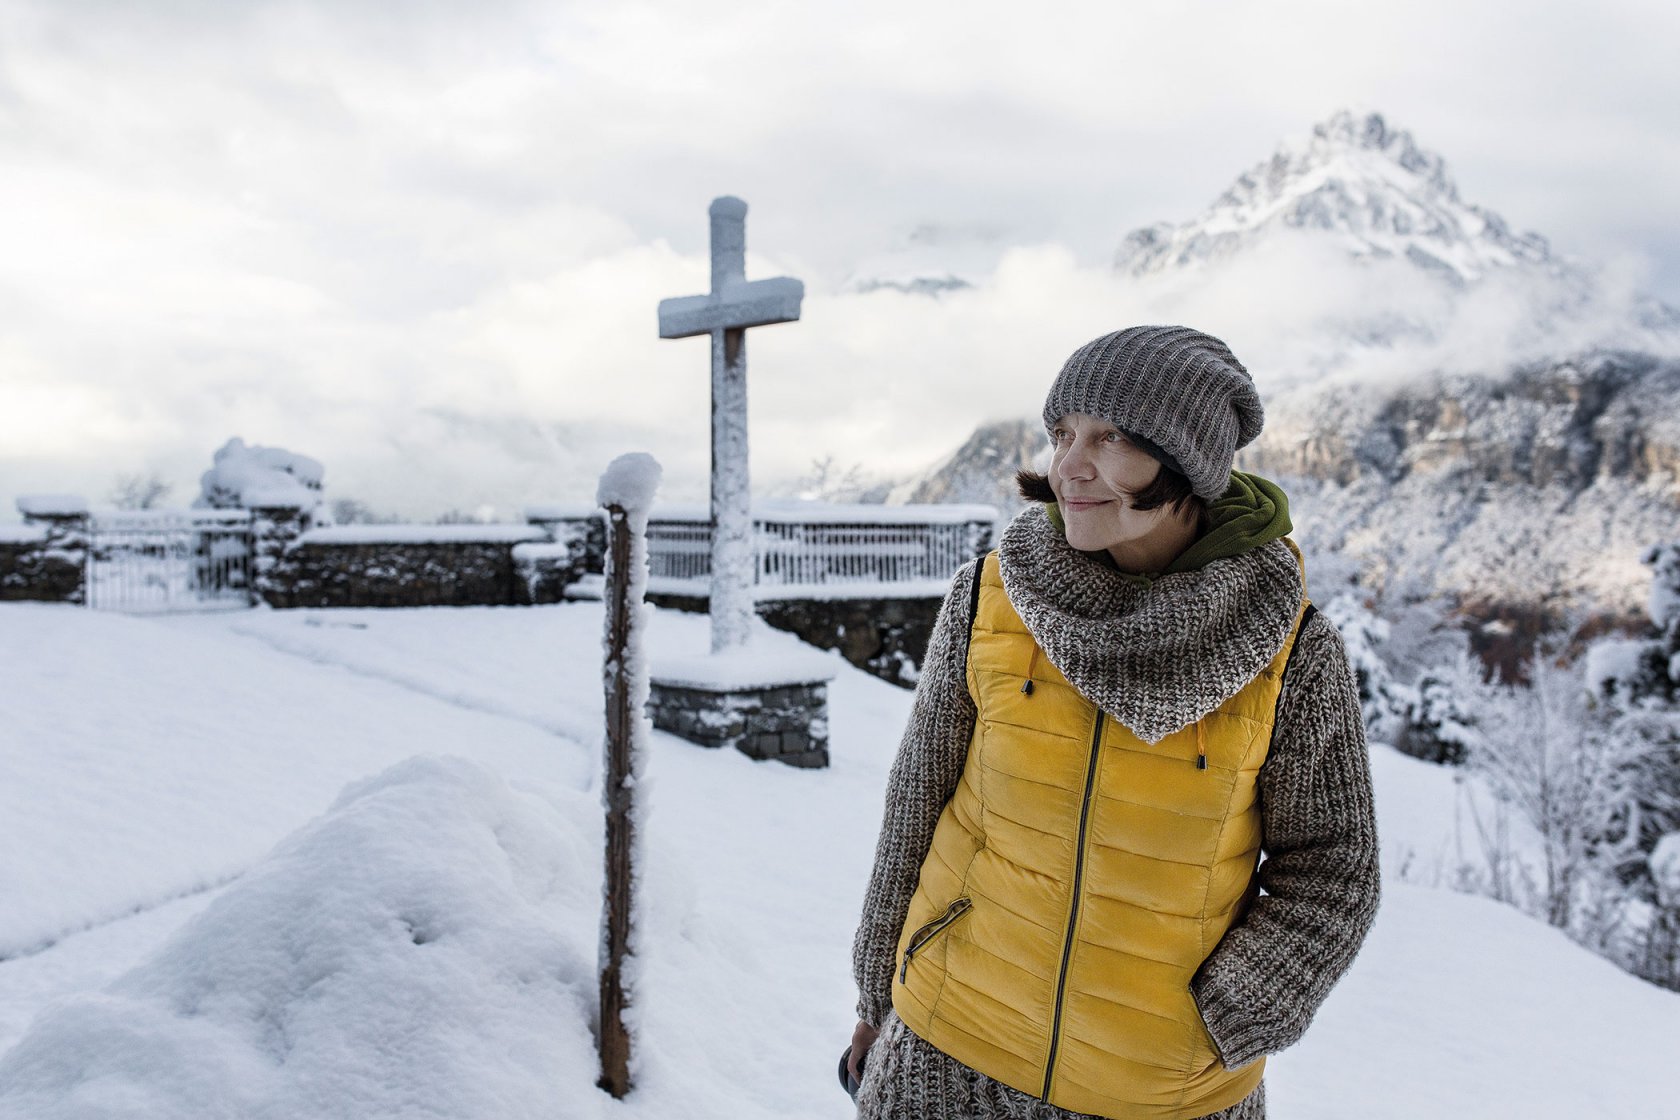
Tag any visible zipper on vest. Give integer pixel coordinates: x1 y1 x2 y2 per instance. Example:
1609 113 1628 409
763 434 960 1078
1042 711 1104 1101
899 896 972 983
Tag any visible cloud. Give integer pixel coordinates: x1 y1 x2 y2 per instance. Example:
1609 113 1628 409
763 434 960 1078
2 0 1679 517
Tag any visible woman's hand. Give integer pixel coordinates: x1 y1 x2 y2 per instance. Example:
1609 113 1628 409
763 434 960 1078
848 1019 879 1083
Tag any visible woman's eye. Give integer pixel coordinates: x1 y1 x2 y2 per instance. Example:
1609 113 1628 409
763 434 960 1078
1103 431 1123 443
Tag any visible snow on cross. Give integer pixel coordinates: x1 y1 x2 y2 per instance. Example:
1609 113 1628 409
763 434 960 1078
657 196 803 654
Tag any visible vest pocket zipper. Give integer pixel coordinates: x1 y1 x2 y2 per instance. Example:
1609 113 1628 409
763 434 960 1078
900 897 972 982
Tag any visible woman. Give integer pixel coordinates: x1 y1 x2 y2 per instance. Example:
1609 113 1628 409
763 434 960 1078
847 326 1380 1119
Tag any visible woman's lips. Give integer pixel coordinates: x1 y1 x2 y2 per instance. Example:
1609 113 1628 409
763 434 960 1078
1061 498 1110 511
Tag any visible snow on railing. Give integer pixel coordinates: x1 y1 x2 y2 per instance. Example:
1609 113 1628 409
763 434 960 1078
644 504 996 596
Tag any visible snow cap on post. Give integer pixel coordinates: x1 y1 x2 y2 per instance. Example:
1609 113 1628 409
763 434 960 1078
596 453 662 529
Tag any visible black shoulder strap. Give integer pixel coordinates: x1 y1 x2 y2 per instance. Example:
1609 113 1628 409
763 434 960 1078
1269 601 1318 732
1283 602 1318 680
962 553 987 673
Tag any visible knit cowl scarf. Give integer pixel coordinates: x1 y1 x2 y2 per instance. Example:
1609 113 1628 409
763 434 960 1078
995 503 1304 745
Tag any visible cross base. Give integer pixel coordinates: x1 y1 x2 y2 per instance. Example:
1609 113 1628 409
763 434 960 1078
648 671 832 768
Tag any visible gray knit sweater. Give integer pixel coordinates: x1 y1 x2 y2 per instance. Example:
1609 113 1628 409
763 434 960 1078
850 506 1380 1120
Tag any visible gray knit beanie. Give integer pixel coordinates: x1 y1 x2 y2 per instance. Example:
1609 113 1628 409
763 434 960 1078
1041 325 1263 500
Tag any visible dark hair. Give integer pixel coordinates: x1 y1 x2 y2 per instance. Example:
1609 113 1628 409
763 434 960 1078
1015 466 1210 535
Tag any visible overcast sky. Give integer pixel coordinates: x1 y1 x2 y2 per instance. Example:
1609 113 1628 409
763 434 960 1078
3 0 1678 517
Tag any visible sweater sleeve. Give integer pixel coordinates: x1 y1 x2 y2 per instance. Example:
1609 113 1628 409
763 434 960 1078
851 559 980 1028
1190 610 1382 1069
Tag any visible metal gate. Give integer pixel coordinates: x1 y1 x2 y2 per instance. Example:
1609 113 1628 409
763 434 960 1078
86 509 255 612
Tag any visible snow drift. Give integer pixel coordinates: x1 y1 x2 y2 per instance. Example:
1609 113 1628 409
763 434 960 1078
0 757 599 1120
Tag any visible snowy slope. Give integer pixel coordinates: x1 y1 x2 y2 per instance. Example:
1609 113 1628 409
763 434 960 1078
2 602 1677 1118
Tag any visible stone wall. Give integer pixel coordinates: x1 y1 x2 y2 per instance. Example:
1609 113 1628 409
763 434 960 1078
1 503 88 604
643 592 943 689
647 679 830 767
0 533 84 603
256 528 587 609
2 495 952 690
760 597 942 688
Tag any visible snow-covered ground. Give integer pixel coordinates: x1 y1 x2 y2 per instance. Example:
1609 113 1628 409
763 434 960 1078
2 600 1676 1118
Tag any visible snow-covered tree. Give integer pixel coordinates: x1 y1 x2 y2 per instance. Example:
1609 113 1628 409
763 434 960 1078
1588 542 1680 709
1468 654 1641 929
1638 831 1680 991
1320 590 1405 739
779 455 889 503
1582 541 1680 873
328 498 397 526
108 471 173 510
1395 649 1489 765
197 438 323 512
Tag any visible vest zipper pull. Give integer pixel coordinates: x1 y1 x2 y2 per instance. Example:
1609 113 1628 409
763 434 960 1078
1020 679 1034 695
1196 751 1207 770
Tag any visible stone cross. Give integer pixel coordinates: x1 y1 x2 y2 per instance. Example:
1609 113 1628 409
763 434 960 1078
658 196 803 654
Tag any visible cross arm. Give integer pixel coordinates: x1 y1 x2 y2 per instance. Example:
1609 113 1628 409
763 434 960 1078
658 276 805 339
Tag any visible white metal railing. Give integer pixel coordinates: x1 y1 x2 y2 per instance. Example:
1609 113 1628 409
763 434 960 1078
645 505 995 596
86 509 254 613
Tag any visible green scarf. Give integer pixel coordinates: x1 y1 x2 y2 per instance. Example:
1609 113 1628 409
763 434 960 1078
1043 471 1292 578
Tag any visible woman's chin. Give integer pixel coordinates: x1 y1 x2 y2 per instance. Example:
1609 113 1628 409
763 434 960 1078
1061 528 1105 553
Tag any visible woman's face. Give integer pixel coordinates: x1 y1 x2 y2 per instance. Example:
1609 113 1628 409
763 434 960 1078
1047 413 1177 555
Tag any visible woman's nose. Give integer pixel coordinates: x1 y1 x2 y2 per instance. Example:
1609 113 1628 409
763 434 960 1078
1056 439 1096 480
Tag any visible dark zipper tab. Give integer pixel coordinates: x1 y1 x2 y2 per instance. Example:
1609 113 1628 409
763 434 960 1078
899 896 973 983
1042 712 1104 1101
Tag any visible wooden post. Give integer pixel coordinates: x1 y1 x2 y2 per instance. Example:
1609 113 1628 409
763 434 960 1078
598 502 636 1098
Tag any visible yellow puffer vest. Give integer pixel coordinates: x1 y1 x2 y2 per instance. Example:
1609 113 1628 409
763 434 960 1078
891 549 1310 1119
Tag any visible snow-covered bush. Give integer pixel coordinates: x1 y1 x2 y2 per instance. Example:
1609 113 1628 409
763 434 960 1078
1320 590 1405 739
1320 585 1505 767
1467 655 1640 929
1549 542 1680 988
197 438 324 512
1642 832 1680 991
1589 542 1680 709
1583 542 1680 878
1654 833 1680 909
1394 650 1489 765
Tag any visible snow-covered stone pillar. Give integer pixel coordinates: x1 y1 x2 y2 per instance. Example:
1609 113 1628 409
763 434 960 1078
658 196 803 653
248 499 310 608
15 495 90 605
596 453 661 1099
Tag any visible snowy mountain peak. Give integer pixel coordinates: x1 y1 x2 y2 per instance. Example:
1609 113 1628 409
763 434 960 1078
1115 110 1559 287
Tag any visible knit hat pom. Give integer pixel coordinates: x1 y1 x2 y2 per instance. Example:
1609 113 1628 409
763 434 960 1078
1041 325 1263 500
